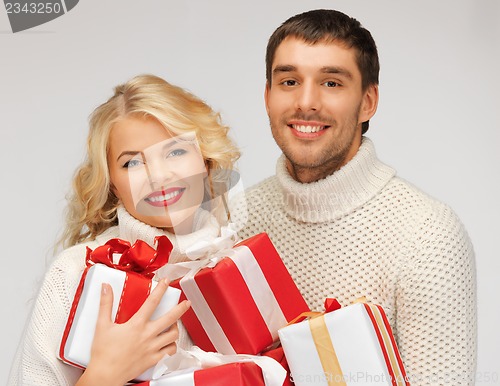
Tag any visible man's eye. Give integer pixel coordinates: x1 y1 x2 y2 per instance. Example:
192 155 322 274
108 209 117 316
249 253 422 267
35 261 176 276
281 80 298 86
167 148 187 157
123 159 143 168
323 81 339 87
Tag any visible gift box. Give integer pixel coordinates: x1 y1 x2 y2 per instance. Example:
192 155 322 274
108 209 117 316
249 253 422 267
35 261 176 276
170 232 310 355
136 362 265 386
278 301 410 386
59 236 181 381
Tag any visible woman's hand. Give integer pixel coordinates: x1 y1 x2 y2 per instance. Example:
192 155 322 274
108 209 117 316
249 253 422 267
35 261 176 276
76 278 190 386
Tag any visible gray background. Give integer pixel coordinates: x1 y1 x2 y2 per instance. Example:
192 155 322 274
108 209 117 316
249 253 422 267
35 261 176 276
1 0 499 383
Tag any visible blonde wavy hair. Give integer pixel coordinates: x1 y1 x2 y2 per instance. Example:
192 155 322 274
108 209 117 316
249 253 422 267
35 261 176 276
60 74 240 248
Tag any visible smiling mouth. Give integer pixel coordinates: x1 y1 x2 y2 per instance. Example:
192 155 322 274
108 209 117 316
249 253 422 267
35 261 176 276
288 123 330 138
290 124 328 133
144 188 185 207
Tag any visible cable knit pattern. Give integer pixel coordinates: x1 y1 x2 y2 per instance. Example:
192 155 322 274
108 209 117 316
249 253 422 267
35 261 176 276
7 207 220 386
232 138 477 385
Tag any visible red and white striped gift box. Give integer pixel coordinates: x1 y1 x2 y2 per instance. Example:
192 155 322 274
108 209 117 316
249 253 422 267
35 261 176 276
171 232 310 355
278 302 410 386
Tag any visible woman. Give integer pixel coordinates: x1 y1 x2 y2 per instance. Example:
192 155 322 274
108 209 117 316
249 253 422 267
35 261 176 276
8 74 240 386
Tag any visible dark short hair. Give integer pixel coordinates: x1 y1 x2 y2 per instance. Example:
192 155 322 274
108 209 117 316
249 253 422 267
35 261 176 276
266 9 379 133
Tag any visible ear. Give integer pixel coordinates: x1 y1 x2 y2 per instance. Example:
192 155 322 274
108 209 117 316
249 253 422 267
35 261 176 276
359 84 379 124
264 82 271 116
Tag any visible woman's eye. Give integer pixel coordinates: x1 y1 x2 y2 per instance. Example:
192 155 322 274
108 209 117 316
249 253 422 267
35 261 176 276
123 159 143 168
167 148 187 157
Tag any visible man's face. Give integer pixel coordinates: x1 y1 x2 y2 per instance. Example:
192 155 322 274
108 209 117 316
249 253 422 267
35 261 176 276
265 37 378 182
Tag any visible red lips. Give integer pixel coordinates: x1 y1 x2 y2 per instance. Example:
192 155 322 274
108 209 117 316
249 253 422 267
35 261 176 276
144 187 185 207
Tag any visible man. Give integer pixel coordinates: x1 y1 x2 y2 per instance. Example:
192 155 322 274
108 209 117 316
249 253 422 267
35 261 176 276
233 9 476 385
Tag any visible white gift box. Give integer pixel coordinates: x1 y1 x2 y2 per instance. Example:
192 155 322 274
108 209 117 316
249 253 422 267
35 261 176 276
59 263 181 381
278 302 410 386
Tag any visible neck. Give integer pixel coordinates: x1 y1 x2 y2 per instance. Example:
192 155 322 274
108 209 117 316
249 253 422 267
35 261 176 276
286 156 343 183
276 137 396 223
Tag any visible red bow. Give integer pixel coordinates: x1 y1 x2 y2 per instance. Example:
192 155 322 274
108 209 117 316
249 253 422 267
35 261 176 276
324 298 342 313
85 236 173 279
287 298 343 326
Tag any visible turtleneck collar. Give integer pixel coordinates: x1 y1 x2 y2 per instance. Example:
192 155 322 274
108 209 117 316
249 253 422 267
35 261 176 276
117 205 220 263
276 137 396 223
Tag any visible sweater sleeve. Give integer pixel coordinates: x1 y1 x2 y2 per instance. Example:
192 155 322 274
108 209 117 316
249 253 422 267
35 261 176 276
7 251 86 386
396 205 477 385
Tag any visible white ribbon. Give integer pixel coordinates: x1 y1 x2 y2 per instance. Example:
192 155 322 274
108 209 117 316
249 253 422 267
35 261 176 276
152 347 287 386
159 224 239 282
184 224 239 260
227 246 287 341
161 256 221 283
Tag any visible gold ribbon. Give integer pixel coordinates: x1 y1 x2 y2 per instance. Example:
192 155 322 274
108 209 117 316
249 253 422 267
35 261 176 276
286 311 322 326
308 315 346 386
285 298 368 386
352 296 367 304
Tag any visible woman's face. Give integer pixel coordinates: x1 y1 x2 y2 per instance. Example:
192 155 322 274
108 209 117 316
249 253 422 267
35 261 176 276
108 116 207 234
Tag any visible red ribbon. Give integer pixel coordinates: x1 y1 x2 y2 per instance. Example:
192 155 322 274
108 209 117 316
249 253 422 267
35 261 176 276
287 298 342 326
85 235 173 279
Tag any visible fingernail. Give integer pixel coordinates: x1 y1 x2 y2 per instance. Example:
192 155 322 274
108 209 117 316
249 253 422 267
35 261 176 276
164 278 169 286
101 283 108 295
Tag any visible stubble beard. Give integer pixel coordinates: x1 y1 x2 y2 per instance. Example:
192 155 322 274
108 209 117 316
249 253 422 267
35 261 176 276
270 109 361 183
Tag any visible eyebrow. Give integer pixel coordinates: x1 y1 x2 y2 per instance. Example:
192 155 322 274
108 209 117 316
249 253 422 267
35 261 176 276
273 65 296 76
116 150 143 162
115 138 189 162
272 64 353 80
321 66 353 79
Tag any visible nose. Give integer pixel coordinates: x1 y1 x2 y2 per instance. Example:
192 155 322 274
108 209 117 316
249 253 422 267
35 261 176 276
295 81 320 112
146 157 175 188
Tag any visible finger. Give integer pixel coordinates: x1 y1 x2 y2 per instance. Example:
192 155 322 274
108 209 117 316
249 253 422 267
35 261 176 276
96 283 114 326
146 342 178 367
158 319 178 337
156 342 178 360
151 300 191 335
153 325 180 351
131 278 171 321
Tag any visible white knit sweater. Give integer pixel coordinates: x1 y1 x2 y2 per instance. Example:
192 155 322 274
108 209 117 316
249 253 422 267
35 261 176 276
232 138 477 385
7 207 220 386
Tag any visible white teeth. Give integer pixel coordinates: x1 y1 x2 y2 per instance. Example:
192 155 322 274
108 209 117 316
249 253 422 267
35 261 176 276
147 190 180 202
292 124 324 133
